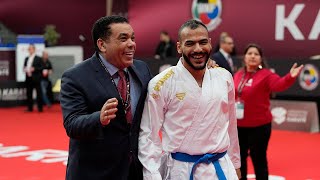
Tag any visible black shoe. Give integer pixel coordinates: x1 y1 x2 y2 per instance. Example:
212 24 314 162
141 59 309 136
24 109 33 112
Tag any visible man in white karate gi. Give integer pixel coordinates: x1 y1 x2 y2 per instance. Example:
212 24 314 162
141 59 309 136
138 19 241 180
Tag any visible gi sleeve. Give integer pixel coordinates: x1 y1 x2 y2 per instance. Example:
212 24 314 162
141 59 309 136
226 73 241 169
138 76 168 180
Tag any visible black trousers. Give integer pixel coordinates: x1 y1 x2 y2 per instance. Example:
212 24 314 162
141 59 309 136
26 78 43 111
238 123 271 180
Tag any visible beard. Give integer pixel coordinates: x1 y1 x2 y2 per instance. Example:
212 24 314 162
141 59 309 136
182 52 209 70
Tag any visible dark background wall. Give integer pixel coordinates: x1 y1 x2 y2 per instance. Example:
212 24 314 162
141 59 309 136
129 0 320 59
1 0 107 59
1 0 319 59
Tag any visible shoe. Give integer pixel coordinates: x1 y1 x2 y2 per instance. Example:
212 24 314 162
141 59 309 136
24 109 33 112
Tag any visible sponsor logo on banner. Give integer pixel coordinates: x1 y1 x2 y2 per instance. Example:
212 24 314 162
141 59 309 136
271 107 308 125
299 64 319 91
191 0 222 32
270 100 319 133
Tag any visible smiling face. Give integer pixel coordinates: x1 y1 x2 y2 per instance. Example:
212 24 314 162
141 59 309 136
101 23 136 69
177 26 212 71
244 47 262 71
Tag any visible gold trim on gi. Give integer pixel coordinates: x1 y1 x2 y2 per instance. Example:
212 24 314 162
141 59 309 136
154 69 174 91
176 92 186 100
151 93 159 100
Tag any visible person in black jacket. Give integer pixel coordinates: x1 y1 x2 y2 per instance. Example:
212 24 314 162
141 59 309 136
60 15 153 180
154 30 176 60
23 44 43 112
40 50 53 108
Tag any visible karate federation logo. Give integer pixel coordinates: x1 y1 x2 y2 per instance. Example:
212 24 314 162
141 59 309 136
191 0 222 32
299 64 319 91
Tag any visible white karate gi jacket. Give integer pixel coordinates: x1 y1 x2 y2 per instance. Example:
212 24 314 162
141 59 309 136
139 60 240 180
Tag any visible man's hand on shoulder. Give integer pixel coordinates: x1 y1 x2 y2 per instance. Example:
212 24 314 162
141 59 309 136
207 58 219 69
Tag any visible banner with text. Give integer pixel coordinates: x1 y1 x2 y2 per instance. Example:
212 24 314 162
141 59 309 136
271 100 319 133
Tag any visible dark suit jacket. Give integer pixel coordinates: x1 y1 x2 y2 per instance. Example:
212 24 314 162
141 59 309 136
211 51 233 75
60 53 153 180
23 55 43 82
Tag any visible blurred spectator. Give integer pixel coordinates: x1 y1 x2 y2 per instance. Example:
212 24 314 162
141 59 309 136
211 34 235 74
213 32 237 56
41 50 53 108
154 30 176 60
23 44 43 112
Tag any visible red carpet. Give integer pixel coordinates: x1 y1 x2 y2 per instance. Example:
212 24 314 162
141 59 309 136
0 104 68 179
247 130 320 180
0 104 320 179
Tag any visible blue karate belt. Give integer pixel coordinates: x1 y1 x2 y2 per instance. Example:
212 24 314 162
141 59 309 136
171 151 227 180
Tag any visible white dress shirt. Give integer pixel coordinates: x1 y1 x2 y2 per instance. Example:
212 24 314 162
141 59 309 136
26 54 35 77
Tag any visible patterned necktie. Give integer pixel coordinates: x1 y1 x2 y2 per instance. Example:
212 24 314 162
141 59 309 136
117 70 132 123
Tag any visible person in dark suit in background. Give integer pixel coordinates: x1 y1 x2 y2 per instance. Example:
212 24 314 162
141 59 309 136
213 32 237 57
60 15 153 180
211 34 235 75
40 50 53 108
154 30 176 60
23 44 43 112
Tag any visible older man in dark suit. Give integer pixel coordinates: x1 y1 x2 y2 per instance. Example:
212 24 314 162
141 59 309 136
211 35 235 75
60 16 153 180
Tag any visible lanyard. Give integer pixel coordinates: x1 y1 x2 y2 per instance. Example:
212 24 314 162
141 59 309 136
237 70 255 98
96 53 131 111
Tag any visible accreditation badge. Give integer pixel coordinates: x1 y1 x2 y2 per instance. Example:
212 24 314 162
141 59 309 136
235 99 244 119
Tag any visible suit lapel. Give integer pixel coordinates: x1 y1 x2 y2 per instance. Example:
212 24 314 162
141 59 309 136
90 54 120 99
129 63 145 90
219 51 232 71
91 54 146 96
91 55 148 126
